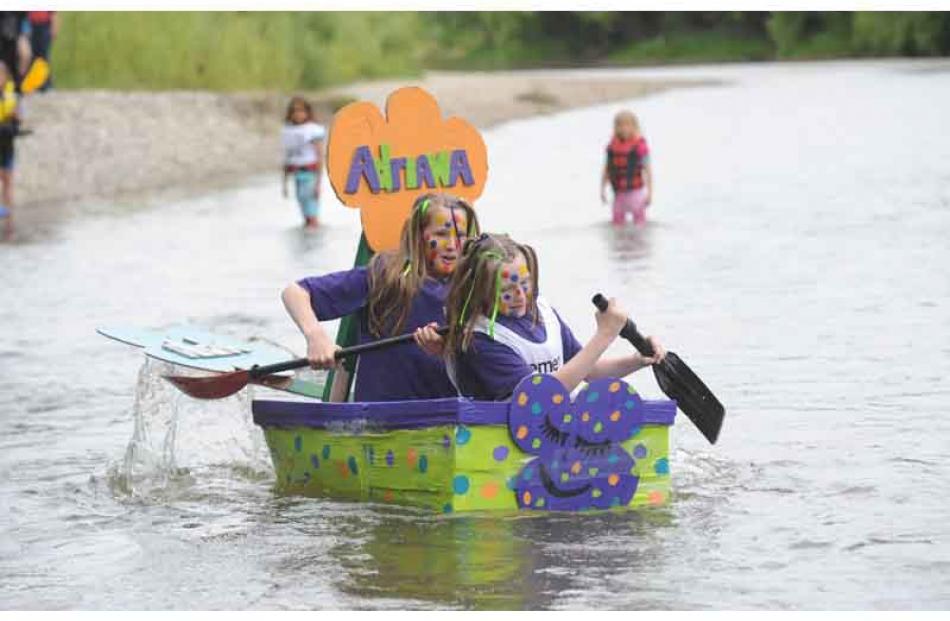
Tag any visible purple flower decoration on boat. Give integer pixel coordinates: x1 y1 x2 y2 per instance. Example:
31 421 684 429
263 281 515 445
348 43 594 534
508 374 645 511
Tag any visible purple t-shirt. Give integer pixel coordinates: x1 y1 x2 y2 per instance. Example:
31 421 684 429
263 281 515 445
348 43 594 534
297 266 456 402
453 308 583 401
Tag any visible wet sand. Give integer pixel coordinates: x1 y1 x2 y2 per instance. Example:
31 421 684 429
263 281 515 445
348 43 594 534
14 70 709 207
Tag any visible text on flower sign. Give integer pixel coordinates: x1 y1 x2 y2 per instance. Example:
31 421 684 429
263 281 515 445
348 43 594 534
344 144 476 194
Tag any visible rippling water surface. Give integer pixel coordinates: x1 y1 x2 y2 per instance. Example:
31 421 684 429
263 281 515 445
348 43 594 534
1 60 949 609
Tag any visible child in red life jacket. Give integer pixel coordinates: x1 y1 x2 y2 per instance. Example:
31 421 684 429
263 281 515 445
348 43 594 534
600 110 652 226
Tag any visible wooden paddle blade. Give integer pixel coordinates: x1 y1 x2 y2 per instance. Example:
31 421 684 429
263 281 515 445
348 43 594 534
163 369 251 400
653 352 724 444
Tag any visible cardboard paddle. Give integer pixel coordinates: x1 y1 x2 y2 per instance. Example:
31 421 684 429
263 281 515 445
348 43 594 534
165 326 447 400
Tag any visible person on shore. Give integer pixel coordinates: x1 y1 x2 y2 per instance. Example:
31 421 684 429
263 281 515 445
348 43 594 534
429 233 665 400
281 193 481 402
0 11 30 92
281 96 325 230
27 11 56 91
601 110 653 227
0 60 19 239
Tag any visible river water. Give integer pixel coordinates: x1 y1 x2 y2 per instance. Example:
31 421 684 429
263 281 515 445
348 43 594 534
1 60 949 609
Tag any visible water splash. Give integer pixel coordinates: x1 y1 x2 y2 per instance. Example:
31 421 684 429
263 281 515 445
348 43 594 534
107 358 272 502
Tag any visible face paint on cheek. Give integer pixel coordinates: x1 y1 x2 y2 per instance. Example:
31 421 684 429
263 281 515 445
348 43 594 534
500 292 513 315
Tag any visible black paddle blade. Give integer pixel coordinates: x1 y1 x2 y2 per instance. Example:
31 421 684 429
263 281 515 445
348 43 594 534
653 352 724 444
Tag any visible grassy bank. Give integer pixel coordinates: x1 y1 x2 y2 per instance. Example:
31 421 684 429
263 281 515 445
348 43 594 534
48 12 950 91
51 12 425 90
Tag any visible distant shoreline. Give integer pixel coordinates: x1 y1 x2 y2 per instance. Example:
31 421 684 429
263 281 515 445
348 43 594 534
15 70 712 208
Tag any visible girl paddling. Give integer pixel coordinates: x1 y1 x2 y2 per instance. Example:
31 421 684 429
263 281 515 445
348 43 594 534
433 233 665 400
281 192 480 401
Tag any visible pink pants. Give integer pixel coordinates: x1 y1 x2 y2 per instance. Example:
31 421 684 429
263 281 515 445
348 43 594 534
612 188 649 226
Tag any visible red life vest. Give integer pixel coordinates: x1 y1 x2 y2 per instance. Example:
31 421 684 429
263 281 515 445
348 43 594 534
606 136 647 192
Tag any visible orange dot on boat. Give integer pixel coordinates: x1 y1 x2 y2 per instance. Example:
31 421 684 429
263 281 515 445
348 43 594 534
523 491 532 505
648 490 665 505
609 381 621 393
516 425 528 440
481 480 500 499
406 447 418 467
517 392 528 406
337 461 349 478
552 393 564 404
383 489 395 502
608 474 620 486
610 410 621 422
571 461 582 475
581 412 590 422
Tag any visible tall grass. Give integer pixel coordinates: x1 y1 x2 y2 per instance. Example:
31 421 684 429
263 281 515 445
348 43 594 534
51 12 425 91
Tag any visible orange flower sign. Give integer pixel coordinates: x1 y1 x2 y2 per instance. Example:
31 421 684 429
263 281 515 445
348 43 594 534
327 87 489 252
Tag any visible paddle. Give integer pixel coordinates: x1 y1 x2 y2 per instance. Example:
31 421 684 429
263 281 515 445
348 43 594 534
593 294 725 444
164 326 447 400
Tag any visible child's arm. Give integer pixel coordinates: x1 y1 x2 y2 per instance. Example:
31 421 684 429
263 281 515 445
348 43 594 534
551 298 627 393
281 268 372 369
281 283 339 368
585 335 666 380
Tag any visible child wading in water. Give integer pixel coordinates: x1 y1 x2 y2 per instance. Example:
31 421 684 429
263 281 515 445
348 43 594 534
0 60 18 240
281 96 325 230
418 233 666 400
282 193 480 402
601 110 653 227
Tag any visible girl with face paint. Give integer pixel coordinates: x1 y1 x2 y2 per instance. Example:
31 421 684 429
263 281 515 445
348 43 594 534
281 193 479 402
440 233 667 400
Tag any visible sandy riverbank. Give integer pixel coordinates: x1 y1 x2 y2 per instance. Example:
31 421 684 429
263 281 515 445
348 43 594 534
15 70 710 207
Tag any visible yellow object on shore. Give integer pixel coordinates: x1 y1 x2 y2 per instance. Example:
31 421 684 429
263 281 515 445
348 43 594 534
0 81 16 123
21 58 50 95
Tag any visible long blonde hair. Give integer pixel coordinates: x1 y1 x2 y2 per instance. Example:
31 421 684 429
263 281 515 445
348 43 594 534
366 193 480 337
444 233 540 355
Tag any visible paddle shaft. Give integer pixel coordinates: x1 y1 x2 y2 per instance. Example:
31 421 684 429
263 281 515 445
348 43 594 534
592 293 654 357
247 326 448 379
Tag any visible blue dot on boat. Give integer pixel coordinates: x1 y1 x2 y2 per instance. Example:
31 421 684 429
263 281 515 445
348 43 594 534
419 455 428 473
654 457 669 475
385 450 395 467
442 503 453 514
531 402 543 415
456 426 471 445
453 475 470 494
310 454 320 469
608 453 619 464
625 399 636 410
347 456 359 475
634 444 648 459
492 446 509 461
586 392 600 403
294 436 302 452
322 445 330 460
